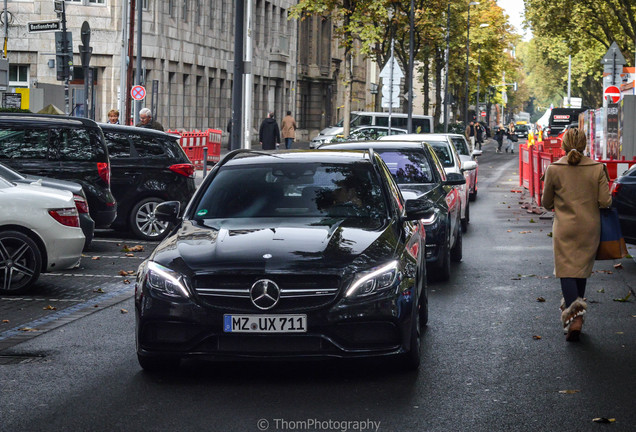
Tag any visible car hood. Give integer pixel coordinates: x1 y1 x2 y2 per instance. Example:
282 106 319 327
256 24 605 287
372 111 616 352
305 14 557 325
150 218 398 275
398 184 436 201
314 126 343 138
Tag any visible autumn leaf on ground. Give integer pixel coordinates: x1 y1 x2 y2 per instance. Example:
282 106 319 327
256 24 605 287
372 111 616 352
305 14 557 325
536 297 546 302
121 309 128 314
125 253 135 257
547 232 553 237
19 327 38 332
592 418 615 423
558 390 580 394
597 288 605 293
613 292 632 302
507 230 512 232
94 305 99 308
123 279 131 284
2 319 9 323
93 288 104 293
43 305 57 310
118 270 130 276
529 219 536 223
519 231 532 234
92 256 100 260
128 245 144 252
613 263 623 269
520 274 536 278
121 245 130 252
533 335 542 340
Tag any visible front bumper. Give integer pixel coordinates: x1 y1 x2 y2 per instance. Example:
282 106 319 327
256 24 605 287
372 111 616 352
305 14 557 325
135 288 415 360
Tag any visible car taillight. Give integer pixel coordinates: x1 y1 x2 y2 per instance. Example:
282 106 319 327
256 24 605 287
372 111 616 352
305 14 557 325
48 208 80 227
611 182 621 197
73 194 90 214
97 162 111 185
169 163 195 178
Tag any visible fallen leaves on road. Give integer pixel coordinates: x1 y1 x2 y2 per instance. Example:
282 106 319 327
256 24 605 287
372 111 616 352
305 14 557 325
19 327 38 332
592 418 615 423
94 305 99 308
597 288 605 293
613 292 632 303
2 319 9 324
595 270 614 274
558 390 580 394
123 279 131 284
536 297 546 302
118 270 135 276
613 263 623 269
507 230 512 232
92 256 100 260
122 245 145 252
532 335 542 340
125 253 135 257
43 305 57 311
93 288 104 293
519 231 532 234
121 309 128 314
547 232 553 237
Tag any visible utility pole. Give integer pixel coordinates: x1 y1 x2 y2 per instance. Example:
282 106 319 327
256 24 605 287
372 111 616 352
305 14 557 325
119 0 128 119
407 0 414 133
443 3 450 132
243 0 253 149
54 1 72 115
134 0 142 125
125 0 135 125
231 1 245 150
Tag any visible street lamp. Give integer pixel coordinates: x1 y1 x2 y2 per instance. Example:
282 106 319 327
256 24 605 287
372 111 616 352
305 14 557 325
474 23 489 121
464 1 479 125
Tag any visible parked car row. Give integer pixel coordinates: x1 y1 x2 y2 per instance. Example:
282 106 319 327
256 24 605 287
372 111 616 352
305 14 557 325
0 114 196 245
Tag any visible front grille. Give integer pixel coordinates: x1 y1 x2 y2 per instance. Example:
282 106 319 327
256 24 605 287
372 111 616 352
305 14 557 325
193 273 341 312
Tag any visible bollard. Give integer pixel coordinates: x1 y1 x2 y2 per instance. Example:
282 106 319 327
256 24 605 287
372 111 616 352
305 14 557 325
202 147 208 174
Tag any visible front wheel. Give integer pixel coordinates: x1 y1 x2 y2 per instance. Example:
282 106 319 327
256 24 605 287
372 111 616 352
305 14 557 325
461 201 470 233
399 305 421 371
450 225 463 263
129 198 172 241
0 231 42 295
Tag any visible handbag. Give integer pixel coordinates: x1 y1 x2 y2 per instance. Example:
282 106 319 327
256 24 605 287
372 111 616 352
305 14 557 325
596 207 628 260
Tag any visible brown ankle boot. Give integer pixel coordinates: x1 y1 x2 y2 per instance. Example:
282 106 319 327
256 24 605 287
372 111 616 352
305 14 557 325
561 298 587 342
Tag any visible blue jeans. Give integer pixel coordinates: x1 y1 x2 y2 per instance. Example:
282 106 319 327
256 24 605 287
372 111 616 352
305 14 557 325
285 138 293 149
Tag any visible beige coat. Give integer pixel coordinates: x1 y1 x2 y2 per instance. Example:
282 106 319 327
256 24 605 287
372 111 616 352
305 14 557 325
281 115 297 139
542 156 612 278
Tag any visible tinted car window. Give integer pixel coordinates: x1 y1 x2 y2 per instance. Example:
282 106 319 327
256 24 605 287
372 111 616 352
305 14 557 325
0 128 50 159
378 150 434 184
428 140 454 167
450 137 469 156
103 132 132 158
132 135 165 157
413 118 431 133
195 163 386 219
54 128 95 161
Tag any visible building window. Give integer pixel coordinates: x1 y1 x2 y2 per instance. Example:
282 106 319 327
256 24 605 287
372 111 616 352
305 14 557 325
182 0 189 22
168 0 175 17
9 65 28 87
194 0 201 26
68 0 106 5
142 0 149 10
208 1 214 30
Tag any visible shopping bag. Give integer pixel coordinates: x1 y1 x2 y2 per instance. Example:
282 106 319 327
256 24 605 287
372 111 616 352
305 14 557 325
596 208 628 260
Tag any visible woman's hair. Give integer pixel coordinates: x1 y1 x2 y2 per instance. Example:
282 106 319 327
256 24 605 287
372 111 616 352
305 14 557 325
108 109 119 117
561 128 586 165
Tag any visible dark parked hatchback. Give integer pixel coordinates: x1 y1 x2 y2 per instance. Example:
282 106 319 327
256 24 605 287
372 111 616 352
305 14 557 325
100 124 196 240
0 114 116 228
611 164 636 244
135 149 432 372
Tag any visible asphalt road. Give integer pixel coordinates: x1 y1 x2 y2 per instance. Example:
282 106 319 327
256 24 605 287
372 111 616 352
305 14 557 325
1 140 634 432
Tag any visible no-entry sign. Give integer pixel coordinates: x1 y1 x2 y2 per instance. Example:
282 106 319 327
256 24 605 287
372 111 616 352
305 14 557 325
604 85 621 104
131 85 146 101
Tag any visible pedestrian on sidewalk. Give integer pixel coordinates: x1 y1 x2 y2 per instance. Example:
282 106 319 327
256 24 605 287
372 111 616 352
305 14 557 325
494 124 505 153
281 111 297 149
505 121 516 153
465 121 476 152
541 128 612 342
259 111 281 150
136 108 164 131
475 122 484 150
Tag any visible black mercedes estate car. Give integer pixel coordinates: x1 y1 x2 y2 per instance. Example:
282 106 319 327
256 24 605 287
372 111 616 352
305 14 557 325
321 142 464 281
0 114 116 228
100 124 196 241
135 149 433 371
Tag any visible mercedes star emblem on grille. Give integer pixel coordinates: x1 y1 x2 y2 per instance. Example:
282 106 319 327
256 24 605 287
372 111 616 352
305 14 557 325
250 279 280 310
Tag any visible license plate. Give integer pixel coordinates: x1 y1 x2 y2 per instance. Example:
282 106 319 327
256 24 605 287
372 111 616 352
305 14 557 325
223 314 307 333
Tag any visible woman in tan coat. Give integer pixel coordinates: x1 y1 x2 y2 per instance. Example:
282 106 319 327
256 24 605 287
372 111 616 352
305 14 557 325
542 128 612 341
281 111 297 149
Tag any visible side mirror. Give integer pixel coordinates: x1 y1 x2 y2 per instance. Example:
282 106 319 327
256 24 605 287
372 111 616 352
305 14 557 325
471 149 483 157
404 198 435 221
154 201 181 223
444 172 466 186
461 160 477 171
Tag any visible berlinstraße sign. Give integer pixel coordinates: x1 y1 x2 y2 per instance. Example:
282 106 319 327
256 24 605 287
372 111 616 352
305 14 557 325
27 21 61 33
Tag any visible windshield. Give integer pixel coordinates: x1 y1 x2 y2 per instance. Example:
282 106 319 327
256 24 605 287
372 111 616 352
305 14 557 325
450 137 469 156
377 150 435 184
194 162 387 219
426 141 455 168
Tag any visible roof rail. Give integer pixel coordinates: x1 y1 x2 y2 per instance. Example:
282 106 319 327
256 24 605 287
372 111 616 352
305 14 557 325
215 149 281 169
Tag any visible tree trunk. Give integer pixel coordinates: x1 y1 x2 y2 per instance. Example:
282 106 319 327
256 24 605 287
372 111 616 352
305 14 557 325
434 48 443 128
423 49 430 115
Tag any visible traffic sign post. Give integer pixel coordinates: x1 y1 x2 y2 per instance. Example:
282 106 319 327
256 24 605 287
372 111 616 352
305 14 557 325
27 21 61 33
604 85 621 104
131 85 146 101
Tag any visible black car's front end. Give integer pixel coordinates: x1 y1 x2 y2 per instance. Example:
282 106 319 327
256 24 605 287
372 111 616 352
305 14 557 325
135 221 419 362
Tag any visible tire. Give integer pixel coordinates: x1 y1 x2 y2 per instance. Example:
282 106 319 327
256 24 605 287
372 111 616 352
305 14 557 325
0 231 42 295
419 268 429 326
137 354 180 373
469 188 477 202
433 229 451 282
461 201 470 233
450 225 463 263
129 198 172 241
399 303 421 371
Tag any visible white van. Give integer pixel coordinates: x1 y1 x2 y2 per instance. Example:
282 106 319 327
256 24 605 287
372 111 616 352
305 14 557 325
310 111 434 148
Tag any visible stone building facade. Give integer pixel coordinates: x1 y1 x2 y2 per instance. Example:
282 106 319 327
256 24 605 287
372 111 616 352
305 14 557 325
6 0 298 135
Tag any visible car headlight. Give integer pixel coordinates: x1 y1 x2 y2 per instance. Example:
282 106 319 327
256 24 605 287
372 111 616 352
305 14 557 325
345 261 400 299
420 211 438 225
143 261 190 298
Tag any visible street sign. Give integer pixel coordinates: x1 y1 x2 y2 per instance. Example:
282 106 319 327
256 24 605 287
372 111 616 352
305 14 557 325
604 85 621 103
480 111 486 117
131 85 146 101
379 55 404 81
27 20 61 33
